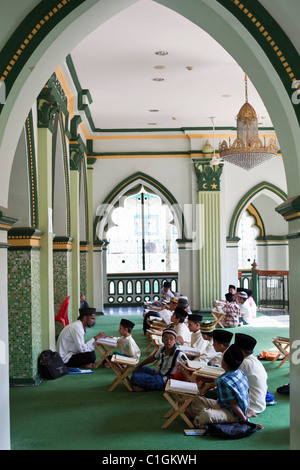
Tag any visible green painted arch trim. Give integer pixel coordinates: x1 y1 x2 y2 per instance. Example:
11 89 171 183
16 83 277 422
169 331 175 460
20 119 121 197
216 0 300 122
93 171 189 242
25 110 38 229
0 0 85 103
0 0 299 126
227 181 287 240
81 157 89 241
58 112 71 238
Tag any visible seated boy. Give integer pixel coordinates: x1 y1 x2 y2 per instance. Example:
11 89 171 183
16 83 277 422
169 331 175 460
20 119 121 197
131 328 188 392
116 318 141 361
103 318 141 367
158 297 178 326
191 344 262 429
171 306 191 346
235 333 268 416
187 314 206 353
222 293 240 328
213 329 233 357
197 321 222 366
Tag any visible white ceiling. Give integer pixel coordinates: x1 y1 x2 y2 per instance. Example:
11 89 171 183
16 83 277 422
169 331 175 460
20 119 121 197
70 0 273 130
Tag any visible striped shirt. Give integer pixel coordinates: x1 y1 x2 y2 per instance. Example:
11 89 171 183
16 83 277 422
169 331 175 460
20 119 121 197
217 369 250 417
154 345 187 377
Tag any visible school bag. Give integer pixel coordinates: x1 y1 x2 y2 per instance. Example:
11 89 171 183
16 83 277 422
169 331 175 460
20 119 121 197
38 349 68 380
204 421 258 439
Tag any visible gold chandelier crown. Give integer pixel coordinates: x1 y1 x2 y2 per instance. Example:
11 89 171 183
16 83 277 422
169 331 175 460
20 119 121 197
219 74 278 171
237 101 257 120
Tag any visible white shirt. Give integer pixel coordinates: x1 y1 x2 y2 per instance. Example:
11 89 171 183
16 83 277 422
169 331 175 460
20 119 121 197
239 354 268 414
174 322 191 346
197 338 222 366
239 299 252 324
190 330 207 355
117 335 141 360
56 320 95 363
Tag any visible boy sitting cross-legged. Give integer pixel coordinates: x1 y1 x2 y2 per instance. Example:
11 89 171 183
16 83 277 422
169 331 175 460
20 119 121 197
189 344 263 430
131 328 188 392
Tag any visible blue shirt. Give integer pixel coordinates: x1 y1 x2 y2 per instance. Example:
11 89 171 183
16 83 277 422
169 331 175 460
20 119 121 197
217 369 249 417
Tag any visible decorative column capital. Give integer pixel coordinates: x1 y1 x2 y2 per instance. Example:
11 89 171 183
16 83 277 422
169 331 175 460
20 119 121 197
193 158 223 191
37 87 59 132
69 143 84 171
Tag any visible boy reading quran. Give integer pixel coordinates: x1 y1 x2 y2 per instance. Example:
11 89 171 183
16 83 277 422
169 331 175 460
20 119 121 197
190 344 263 430
131 328 187 392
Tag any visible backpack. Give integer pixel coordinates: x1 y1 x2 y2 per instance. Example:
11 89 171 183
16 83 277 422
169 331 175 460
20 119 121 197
38 349 68 380
205 421 258 439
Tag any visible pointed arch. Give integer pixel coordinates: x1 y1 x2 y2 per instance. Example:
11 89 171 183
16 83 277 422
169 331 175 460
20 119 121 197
53 112 71 238
93 171 189 243
228 181 287 241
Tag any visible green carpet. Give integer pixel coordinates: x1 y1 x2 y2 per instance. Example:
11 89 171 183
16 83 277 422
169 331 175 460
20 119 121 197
9 313 290 451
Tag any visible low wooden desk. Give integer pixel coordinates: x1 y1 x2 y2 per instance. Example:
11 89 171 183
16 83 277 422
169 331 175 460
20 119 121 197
108 355 138 392
162 380 198 429
272 336 290 368
211 309 225 328
178 361 202 382
162 368 223 429
192 369 221 395
94 338 119 369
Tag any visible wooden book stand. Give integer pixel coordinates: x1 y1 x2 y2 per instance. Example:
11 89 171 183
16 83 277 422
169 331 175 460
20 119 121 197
272 336 290 368
108 354 138 392
94 338 119 369
162 380 198 429
211 309 225 328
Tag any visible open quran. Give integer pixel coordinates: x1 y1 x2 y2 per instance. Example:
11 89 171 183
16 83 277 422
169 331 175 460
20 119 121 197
193 363 225 377
168 379 199 395
111 354 138 365
96 337 118 346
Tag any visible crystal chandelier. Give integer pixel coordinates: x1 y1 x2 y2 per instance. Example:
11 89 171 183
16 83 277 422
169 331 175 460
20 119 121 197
219 74 278 171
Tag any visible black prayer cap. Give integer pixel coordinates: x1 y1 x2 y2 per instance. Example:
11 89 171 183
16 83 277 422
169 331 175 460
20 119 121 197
228 285 236 290
225 292 234 302
120 318 135 330
188 313 203 323
223 344 244 370
174 306 188 319
213 329 233 344
79 307 96 317
235 333 257 352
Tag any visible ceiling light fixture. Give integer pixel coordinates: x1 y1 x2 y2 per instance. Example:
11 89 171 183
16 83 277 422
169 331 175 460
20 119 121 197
219 73 278 171
155 51 168 56
152 78 164 81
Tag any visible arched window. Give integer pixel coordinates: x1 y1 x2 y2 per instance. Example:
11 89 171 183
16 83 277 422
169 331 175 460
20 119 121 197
106 189 178 273
238 211 259 268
